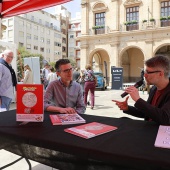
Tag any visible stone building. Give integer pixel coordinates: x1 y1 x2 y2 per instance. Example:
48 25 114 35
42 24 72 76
1 7 70 63
80 0 170 85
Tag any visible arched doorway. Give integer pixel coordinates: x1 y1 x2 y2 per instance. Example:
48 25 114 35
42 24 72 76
155 45 170 59
89 49 110 85
121 47 144 83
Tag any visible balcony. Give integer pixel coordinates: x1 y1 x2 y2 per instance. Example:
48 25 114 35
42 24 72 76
126 24 139 31
120 20 158 31
91 26 109 35
160 20 170 27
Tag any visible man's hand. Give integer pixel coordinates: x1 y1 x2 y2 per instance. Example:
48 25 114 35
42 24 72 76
112 96 129 111
125 86 140 102
59 107 76 114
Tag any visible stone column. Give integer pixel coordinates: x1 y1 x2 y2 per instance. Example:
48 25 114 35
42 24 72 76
144 39 153 61
111 0 119 31
81 0 89 35
80 44 89 70
109 42 119 86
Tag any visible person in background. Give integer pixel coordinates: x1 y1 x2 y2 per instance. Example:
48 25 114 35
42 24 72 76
72 67 80 82
112 55 170 125
40 69 44 84
47 66 58 84
0 50 17 110
42 63 50 89
79 70 85 96
44 59 86 114
83 64 96 109
21 64 33 84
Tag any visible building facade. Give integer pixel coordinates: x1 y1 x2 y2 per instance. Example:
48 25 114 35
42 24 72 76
68 12 81 68
80 0 170 85
1 8 70 63
55 5 71 59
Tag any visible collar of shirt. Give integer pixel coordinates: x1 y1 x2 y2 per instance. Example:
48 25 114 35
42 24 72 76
59 78 73 88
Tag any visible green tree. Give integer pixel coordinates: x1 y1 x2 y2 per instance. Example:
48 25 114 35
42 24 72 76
17 46 44 81
69 58 76 68
49 62 56 69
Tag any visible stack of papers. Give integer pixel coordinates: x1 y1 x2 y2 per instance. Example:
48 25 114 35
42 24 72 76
155 125 170 149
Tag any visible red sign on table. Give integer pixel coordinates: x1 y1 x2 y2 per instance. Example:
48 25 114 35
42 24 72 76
16 84 44 122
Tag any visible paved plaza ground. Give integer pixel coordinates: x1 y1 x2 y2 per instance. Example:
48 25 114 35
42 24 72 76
0 88 149 170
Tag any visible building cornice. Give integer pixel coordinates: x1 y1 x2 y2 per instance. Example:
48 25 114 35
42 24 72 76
124 0 142 7
144 39 153 43
92 2 108 13
80 44 89 49
79 27 170 42
81 0 88 8
110 42 120 47
159 0 168 2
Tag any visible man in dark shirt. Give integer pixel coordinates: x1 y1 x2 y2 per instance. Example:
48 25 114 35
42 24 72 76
112 55 170 125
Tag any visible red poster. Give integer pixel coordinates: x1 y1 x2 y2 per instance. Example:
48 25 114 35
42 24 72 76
16 84 44 122
65 122 117 139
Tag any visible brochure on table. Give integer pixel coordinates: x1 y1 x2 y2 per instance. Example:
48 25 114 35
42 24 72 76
65 122 117 139
16 84 44 122
0 108 6 112
155 125 170 149
50 113 86 125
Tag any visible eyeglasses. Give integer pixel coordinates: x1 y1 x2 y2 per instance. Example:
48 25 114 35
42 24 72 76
6 55 14 59
60 67 73 73
144 70 161 74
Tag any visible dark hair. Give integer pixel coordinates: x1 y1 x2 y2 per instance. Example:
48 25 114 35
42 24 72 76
55 59 70 71
145 55 170 77
50 67 54 72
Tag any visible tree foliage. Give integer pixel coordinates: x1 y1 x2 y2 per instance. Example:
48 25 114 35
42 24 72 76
17 46 44 81
69 58 76 68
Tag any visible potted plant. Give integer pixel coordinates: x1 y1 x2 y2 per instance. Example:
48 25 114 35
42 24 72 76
150 18 155 22
160 16 167 20
142 19 147 23
168 16 170 20
124 21 132 25
131 20 138 24
92 25 104 29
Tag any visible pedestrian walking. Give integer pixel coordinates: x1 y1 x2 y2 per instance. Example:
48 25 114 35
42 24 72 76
83 64 96 109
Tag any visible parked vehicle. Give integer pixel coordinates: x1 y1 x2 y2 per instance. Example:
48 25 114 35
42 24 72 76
94 72 107 90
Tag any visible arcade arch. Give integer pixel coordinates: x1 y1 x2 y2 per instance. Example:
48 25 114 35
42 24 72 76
89 49 110 84
154 44 170 58
120 47 144 83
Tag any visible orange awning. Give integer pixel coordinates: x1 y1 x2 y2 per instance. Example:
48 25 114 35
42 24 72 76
0 0 71 18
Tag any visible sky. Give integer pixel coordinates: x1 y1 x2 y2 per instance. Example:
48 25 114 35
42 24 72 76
44 0 81 18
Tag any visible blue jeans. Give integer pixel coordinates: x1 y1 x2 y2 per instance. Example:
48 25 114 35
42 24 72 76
0 96 12 111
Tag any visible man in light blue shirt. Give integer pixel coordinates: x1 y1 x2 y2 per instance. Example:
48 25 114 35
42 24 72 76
44 59 86 114
0 50 17 110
